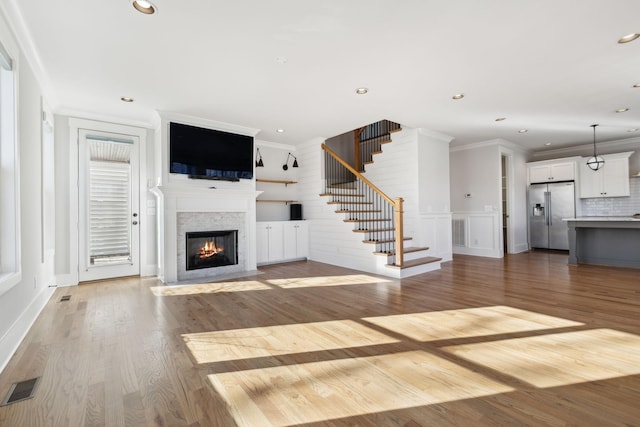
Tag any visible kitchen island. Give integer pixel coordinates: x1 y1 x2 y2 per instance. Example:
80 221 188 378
564 217 640 268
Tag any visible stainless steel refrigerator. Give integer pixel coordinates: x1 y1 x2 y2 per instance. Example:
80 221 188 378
529 181 575 250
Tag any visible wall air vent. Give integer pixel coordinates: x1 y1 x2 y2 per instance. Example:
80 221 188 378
452 219 466 247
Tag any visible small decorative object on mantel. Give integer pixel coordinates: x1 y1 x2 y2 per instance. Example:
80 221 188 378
586 124 605 171
282 152 299 170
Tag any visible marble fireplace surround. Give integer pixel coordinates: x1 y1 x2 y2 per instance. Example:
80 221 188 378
152 185 260 283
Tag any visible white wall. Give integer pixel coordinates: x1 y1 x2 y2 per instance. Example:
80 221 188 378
450 139 529 257
255 140 299 222
0 8 56 372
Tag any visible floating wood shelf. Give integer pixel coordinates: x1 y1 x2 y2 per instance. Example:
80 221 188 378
256 179 297 186
257 199 298 204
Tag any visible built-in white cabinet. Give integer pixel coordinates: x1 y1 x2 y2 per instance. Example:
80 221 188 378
256 221 308 265
528 161 575 183
256 222 284 264
579 152 633 198
283 221 309 260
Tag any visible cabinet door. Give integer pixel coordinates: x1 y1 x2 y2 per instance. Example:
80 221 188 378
283 221 309 259
579 163 604 198
283 223 297 260
528 165 552 183
550 163 574 181
267 222 285 262
296 222 309 258
602 157 630 197
256 223 270 264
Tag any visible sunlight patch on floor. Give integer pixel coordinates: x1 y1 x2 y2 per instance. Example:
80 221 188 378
208 350 513 426
266 274 391 289
150 280 271 296
363 306 582 342
183 319 398 364
444 328 640 388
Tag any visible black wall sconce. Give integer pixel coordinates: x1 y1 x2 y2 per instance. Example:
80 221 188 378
255 147 264 167
282 152 299 170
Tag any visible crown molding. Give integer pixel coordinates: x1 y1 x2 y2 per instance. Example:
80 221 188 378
57 107 155 130
530 136 640 160
156 111 260 137
450 138 530 154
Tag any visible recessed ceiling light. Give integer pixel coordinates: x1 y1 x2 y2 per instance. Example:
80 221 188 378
518 129 528 133
627 128 638 132
615 108 630 113
275 56 288 64
132 0 157 15
544 142 552 146
495 117 506 122
276 129 285 133
452 93 464 100
633 83 640 88
120 97 134 102
618 33 640 43
355 87 368 95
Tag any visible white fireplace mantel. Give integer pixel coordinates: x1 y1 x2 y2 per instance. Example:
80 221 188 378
151 185 262 283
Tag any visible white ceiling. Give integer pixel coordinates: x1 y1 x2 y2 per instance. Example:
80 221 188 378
5 0 640 151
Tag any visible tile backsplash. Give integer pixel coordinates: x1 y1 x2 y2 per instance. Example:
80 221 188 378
580 178 640 216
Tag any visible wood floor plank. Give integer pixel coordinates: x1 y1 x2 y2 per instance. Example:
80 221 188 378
1 253 639 426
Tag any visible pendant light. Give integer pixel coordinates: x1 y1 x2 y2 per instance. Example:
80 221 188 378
586 124 605 171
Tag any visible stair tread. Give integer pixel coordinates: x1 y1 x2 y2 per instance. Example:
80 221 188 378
319 193 365 197
352 227 395 233
386 256 442 269
405 246 429 253
327 201 372 205
344 219 391 223
363 237 412 244
373 246 429 256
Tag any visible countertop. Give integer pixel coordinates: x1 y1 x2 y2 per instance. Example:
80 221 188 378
563 216 640 221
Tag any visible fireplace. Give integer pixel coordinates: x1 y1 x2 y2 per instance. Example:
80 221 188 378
186 230 238 271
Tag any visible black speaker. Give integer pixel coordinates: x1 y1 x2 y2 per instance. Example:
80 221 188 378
290 203 303 221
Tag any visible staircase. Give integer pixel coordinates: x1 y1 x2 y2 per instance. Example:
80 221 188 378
320 122 441 279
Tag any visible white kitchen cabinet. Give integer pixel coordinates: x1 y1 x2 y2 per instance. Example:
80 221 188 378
283 221 309 260
256 222 284 264
256 221 308 265
579 152 632 198
528 161 575 183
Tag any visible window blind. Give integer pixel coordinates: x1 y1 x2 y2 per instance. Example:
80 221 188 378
87 138 132 265
0 41 12 70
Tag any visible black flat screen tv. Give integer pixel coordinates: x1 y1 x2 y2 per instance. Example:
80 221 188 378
169 122 254 181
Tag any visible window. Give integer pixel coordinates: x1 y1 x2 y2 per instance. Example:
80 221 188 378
0 38 21 295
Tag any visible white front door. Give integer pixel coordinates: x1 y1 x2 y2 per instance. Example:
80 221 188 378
78 129 140 281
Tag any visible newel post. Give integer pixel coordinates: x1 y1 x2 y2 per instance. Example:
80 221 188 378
394 197 404 267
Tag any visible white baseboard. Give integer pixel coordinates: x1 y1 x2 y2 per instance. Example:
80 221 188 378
54 273 78 287
141 263 158 277
453 246 502 258
0 286 56 374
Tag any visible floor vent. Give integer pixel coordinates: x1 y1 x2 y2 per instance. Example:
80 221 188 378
59 295 71 302
1 377 40 406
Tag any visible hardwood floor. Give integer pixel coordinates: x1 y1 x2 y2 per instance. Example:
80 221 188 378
1 252 639 426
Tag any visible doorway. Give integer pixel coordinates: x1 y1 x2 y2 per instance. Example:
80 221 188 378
78 130 140 281
501 154 510 254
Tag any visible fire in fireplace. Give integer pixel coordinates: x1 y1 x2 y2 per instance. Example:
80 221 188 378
185 230 238 270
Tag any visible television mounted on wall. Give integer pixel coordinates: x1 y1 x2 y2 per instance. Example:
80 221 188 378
169 122 254 181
